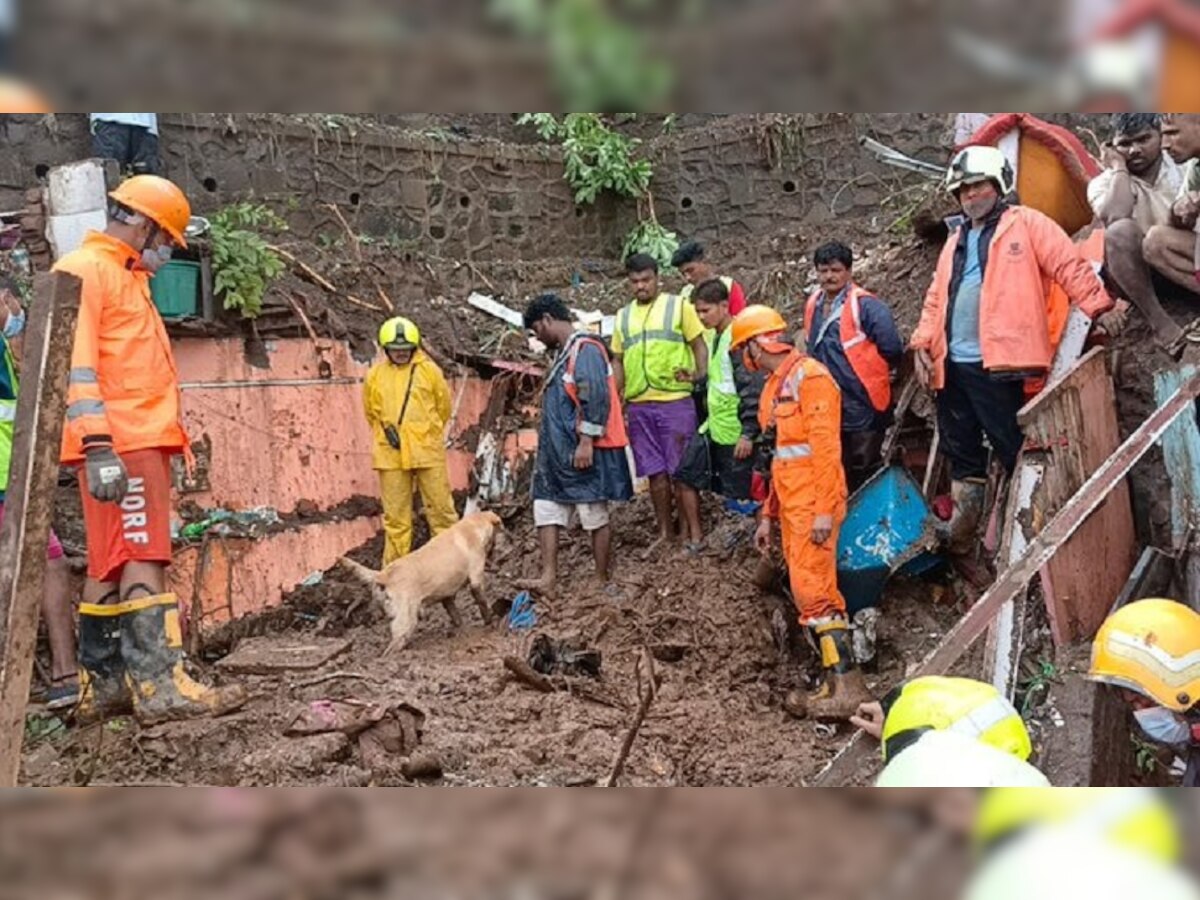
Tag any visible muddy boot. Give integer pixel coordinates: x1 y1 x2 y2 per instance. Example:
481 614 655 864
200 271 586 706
75 602 134 723
941 478 986 556
804 620 873 722
120 594 247 725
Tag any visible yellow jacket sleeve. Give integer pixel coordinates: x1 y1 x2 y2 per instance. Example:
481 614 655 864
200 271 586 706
363 365 382 428
429 362 452 426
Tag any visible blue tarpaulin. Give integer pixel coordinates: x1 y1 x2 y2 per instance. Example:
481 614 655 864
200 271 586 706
837 466 939 614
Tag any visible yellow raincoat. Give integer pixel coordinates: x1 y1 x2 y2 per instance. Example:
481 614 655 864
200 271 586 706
362 349 457 562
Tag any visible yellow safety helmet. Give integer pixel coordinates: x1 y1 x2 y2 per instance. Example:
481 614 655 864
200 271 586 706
880 676 1032 763
1088 598 1200 712
378 316 420 350
975 788 1181 864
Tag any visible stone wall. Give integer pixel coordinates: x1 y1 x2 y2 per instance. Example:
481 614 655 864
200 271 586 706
647 114 953 251
0 112 1040 267
0 113 953 262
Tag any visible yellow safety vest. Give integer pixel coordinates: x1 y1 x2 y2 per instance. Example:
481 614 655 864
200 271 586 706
616 293 693 401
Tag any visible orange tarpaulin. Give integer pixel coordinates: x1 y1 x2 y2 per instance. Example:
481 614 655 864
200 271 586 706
959 113 1102 237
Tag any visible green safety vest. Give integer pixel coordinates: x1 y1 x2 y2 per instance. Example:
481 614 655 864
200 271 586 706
702 325 741 445
0 340 16 492
616 293 694 401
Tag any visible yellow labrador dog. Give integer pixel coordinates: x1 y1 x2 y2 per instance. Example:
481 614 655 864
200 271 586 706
339 511 502 652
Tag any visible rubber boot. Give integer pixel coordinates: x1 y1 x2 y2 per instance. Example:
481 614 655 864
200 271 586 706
75 602 134 723
120 593 247 725
788 620 873 722
943 478 986 556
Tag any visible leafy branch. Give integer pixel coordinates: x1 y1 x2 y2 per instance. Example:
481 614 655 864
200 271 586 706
520 113 678 270
491 0 673 110
209 203 288 319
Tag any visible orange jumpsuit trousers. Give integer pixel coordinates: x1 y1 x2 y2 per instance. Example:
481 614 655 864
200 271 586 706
760 350 849 626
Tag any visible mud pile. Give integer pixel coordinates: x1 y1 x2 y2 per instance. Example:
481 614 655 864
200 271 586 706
22 494 962 787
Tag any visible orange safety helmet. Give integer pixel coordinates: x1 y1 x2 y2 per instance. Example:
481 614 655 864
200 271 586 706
730 304 791 357
108 175 191 248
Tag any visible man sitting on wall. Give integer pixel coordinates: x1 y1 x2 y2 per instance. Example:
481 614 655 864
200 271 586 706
1089 113 1186 346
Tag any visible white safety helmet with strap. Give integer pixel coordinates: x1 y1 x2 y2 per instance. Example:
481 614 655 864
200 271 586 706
946 145 1016 196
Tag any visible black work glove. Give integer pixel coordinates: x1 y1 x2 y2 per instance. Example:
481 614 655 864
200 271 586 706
383 424 402 451
84 446 128 503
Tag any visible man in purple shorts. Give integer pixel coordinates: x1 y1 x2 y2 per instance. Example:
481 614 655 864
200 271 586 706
611 253 709 549
0 276 78 709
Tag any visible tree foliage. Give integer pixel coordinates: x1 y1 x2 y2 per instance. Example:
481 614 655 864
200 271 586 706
209 203 287 319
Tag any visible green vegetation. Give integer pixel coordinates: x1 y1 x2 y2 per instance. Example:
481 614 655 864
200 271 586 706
209 203 288 319
519 113 678 269
492 1 673 110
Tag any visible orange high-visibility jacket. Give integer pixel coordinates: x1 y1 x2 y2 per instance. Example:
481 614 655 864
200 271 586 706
759 350 846 520
803 282 893 412
55 232 187 463
564 335 628 450
910 206 1113 391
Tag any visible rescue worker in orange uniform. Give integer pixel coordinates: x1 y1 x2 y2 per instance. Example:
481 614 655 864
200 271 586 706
911 146 1113 553
731 305 872 721
55 175 246 724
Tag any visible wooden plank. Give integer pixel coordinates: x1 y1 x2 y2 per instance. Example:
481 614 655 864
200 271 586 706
814 367 1200 786
0 272 82 787
216 636 353 675
985 459 1043 698
1039 350 1136 643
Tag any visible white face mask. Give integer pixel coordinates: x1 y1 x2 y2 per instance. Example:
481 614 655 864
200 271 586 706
141 244 173 273
1134 706 1192 746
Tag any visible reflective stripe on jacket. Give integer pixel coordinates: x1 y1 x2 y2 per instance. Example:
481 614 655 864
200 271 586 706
615 293 693 401
804 283 893 413
759 350 846 520
564 334 627 449
702 325 742 445
909 205 1113 391
54 231 187 463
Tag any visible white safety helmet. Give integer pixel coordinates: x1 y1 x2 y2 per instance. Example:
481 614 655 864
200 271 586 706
946 145 1016 197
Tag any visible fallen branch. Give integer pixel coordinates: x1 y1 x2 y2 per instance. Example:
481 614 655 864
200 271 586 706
268 245 383 312
323 203 394 311
503 656 627 710
285 292 323 346
604 648 659 787
503 656 554 693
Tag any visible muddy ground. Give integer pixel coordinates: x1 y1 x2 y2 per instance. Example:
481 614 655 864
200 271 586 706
22 494 965 787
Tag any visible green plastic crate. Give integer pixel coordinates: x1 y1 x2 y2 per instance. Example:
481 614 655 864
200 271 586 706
150 260 200 319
